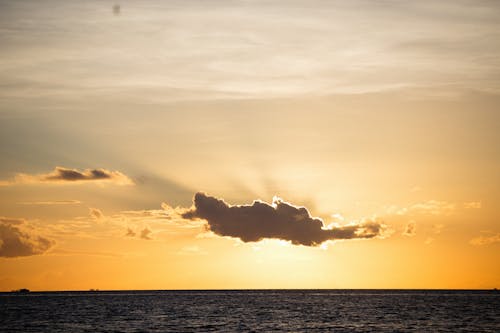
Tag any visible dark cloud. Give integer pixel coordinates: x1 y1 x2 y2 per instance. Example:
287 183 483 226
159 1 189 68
0 218 55 258
41 167 133 184
181 193 383 246
1 166 133 186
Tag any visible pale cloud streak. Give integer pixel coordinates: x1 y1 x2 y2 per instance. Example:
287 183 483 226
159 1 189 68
388 200 457 216
470 233 500 246
18 200 82 205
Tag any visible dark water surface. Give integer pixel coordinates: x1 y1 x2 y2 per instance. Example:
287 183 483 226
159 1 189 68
1 290 499 332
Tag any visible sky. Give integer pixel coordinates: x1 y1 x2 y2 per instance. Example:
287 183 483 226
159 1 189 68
0 0 499 290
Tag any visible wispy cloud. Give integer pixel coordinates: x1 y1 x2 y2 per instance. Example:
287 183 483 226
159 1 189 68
177 245 207 256
1 1 499 104
388 200 457 216
463 201 482 209
48 249 122 258
18 200 82 205
470 233 500 246
0 166 133 186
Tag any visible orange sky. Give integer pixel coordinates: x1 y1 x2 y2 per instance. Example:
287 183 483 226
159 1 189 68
0 0 499 291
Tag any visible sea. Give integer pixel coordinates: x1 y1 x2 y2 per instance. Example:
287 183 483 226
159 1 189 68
0 290 498 332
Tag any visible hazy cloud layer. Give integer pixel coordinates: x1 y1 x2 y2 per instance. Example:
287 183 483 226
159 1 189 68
180 193 383 246
0 167 133 186
0 217 55 258
1 1 499 101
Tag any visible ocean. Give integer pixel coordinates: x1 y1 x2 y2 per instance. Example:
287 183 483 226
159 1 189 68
1 290 498 332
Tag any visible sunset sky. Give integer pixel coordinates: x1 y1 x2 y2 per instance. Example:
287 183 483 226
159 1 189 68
1 0 499 291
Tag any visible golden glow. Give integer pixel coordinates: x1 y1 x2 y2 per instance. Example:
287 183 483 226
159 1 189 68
0 0 499 290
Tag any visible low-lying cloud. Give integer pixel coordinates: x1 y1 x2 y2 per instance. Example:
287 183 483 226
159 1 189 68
0 217 55 257
0 166 133 186
179 192 383 246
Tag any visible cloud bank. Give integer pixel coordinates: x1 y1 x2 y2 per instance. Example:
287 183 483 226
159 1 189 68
180 193 383 246
0 218 55 258
0 167 133 186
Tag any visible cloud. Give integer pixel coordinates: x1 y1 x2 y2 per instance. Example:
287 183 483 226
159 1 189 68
470 233 500 246
432 224 444 234
0 167 133 186
18 200 82 205
0 217 25 226
179 192 383 246
177 245 207 256
140 227 152 240
403 221 416 237
125 228 136 237
0 217 55 258
388 200 456 216
464 201 482 209
89 208 104 221
48 249 122 258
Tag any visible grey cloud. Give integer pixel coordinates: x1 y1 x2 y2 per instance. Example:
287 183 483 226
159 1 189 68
41 167 133 184
181 193 383 246
1 166 133 186
0 218 55 258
